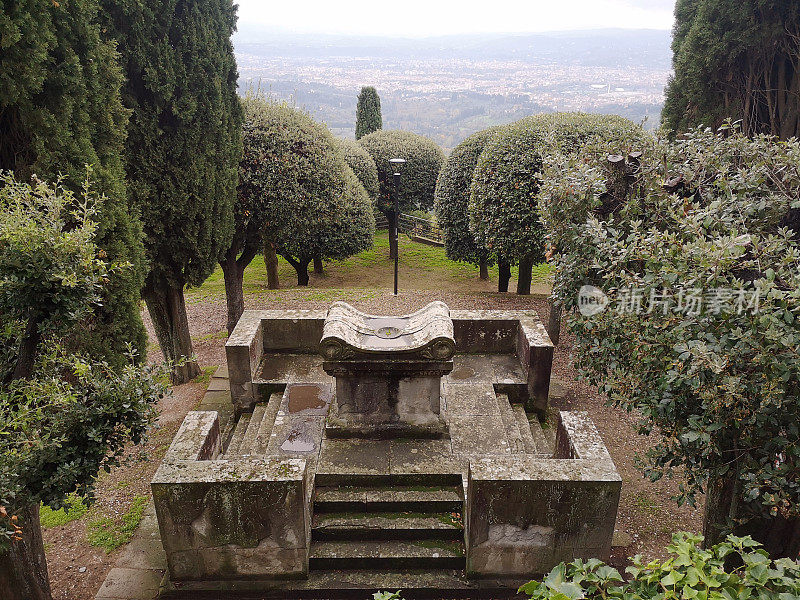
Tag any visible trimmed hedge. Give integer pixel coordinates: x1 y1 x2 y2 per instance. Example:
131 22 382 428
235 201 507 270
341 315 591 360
337 138 379 200
358 129 445 214
434 126 503 266
469 113 645 267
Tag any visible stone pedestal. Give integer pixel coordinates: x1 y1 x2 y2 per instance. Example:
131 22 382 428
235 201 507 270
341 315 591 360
320 302 455 438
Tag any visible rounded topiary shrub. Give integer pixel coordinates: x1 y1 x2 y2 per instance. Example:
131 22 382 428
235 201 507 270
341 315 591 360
318 166 375 260
434 126 503 266
337 138 379 200
469 112 646 292
239 97 364 285
358 129 445 214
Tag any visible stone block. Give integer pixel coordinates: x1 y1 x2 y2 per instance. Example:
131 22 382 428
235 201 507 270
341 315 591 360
163 412 221 462
152 451 309 582
465 411 621 578
517 317 554 413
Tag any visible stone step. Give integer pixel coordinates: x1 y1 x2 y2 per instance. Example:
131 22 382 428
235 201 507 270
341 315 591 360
309 540 465 570
248 392 283 456
314 486 463 513
235 404 267 456
495 393 524 453
315 472 462 488
312 512 463 541
528 414 555 458
512 404 537 454
223 413 251 458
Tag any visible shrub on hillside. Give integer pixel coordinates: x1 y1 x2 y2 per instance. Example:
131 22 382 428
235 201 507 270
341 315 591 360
358 129 445 214
520 533 800 600
434 126 503 275
540 125 800 556
337 138 379 200
469 112 645 294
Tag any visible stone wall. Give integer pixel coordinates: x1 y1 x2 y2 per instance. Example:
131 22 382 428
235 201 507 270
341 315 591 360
152 411 311 582
227 308 554 414
465 411 621 577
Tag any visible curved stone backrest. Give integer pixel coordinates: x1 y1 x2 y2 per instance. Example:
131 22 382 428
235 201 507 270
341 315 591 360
320 301 455 361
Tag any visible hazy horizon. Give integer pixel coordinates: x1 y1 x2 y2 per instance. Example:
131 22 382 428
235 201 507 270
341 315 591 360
235 0 676 37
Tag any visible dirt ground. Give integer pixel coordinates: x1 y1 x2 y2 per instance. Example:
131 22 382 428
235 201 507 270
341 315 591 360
43 287 702 600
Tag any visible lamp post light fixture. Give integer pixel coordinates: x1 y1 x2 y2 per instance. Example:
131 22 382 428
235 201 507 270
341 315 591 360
388 158 406 296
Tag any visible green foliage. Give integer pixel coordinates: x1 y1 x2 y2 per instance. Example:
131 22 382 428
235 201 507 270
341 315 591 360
355 86 383 140
337 138 379 200
520 533 800 600
87 495 147 553
540 126 800 548
0 175 108 379
662 1 800 139
0 349 165 548
317 168 375 261
469 112 644 266
434 126 502 265
102 0 242 290
239 97 372 281
0 0 147 366
373 592 403 600
39 494 88 529
358 129 445 214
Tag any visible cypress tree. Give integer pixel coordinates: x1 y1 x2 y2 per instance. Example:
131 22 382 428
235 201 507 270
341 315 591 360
662 0 800 139
0 0 147 368
103 0 242 383
355 86 383 140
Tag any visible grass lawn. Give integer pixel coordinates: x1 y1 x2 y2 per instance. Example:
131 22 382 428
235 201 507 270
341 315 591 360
187 230 553 303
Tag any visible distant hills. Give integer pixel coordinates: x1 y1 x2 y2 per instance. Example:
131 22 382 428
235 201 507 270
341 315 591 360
234 28 673 148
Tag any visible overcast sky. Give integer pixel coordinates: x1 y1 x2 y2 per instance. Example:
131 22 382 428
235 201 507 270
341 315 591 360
236 0 676 37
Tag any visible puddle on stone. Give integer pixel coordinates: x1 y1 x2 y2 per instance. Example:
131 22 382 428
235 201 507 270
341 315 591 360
288 385 326 413
449 366 475 380
280 428 316 453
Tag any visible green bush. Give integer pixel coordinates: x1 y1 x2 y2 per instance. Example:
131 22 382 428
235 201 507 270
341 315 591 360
434 126 502 266
359 129 445 214
469 113 644 269
540 125 800 555
520 533 800 600
337 138 379 200
0 0 147 367
239 98 371 285
355 86 383 140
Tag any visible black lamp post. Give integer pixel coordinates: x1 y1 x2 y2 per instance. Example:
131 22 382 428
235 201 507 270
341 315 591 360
388 158 406 296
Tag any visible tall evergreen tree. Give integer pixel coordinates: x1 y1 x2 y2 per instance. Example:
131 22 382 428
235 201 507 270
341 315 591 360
103 0 242 383
663 0 800 139
355 86 383 140
0 0 147 367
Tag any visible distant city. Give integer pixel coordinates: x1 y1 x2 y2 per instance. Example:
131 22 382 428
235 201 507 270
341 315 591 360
234 28 672 150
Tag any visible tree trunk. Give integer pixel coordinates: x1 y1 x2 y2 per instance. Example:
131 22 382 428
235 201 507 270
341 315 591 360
516 257 533 295
313 253 324 275
264 241 279 290
547 299 562 346
0 504 52 600
296 260 310 286
10 315 42 382
221 249 245 336
704 472 800 559
479 257 489 280
143 277 201 384
388 211 398 260
498 260 511 293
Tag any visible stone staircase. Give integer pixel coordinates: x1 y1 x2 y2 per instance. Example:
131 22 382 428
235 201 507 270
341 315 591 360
222 392 282 458
496 392 556 457
310 473 466 572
